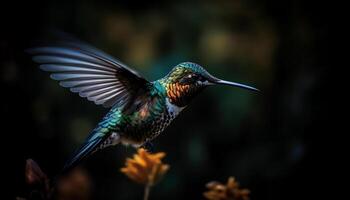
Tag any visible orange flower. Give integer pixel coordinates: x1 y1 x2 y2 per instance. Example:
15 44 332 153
204 177 250 200
120 148 169 186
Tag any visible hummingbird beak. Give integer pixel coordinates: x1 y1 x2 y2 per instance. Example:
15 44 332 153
209 78 259 92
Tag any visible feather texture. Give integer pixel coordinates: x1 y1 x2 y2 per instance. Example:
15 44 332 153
28 42 149 108
62 107 122 172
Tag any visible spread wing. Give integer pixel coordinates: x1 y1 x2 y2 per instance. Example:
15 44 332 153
28 41 150 108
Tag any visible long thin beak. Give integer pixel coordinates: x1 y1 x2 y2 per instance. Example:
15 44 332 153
213 79 259 92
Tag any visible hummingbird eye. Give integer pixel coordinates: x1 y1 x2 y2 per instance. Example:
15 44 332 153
190 73 201 79
192 74 206 82
187 74 194 79
179 73 198 84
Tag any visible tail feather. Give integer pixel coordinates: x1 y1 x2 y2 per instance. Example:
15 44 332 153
61 127 111 174
61 108 121 174
62 135 105 173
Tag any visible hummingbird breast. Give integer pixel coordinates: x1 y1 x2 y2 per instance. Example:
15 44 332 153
118 95 184 147
145 98 184 141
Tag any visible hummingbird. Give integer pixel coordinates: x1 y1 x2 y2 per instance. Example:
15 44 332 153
28 39 258 172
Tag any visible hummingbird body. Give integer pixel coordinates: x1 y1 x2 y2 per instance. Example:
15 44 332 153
28 39 258 171
106 81 178 148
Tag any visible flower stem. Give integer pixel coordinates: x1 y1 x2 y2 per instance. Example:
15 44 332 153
143 184 151 200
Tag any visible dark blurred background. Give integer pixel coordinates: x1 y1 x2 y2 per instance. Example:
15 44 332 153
1 0 332 199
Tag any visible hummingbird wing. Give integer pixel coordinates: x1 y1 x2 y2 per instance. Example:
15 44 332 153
28 41 150 108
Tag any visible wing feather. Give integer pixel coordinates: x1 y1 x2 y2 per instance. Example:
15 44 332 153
40 64 115 75
59 79 117 88
71 81 118 93
28 41 150 108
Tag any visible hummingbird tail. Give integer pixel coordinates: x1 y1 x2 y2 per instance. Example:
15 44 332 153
62 127 118 174
61 108 121 174
62 133 104 174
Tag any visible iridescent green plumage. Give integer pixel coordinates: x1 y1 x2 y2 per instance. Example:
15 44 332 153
29 39 258 172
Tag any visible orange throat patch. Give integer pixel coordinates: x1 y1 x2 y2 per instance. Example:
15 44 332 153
166 83 190 104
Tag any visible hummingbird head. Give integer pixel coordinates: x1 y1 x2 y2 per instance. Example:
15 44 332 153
159 62 258 107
